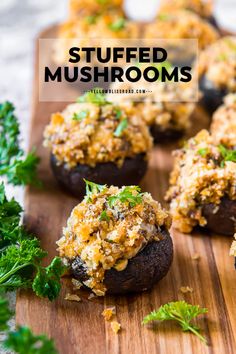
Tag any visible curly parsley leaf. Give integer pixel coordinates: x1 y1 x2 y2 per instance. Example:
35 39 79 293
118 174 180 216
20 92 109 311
84 179 107 202
33 257 66 301
0 294 12 331
108 186 143 208
114 118 128 137
3 326 58 354
142 301 208 344
0 102 40 186
218 144 236 164
77 89 111 106
0 185 65 300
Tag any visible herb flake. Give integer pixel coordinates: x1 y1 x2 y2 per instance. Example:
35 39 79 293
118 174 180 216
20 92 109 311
77 89 111 106
114 118 128 137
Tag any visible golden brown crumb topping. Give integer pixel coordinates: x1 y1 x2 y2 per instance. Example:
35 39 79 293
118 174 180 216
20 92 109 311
109 71 196 131
69 0 124 18
198 36 236 90
211 94 236 148
57 183 171 295
158 0 214 18
166 130 236 233
145 10 218 50
43 95 152 169
53 14 139 65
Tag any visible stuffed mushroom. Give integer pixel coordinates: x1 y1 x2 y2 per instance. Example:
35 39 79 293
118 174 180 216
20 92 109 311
109 66 196 144
198 37 236 114
53 13 139 67
57 182 173 295
69 0 124 19
158 0 218 28
166 130 236 235
144 10 219 51
210 94 236 148
43 90 153 198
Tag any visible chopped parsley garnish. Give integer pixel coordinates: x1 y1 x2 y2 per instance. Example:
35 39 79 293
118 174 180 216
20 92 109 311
0 102 40 186
4 326 58 354
0 183 66 300
109 17 126 32
114 118 128 137
142 301 208 344
84 179 107 202
108 186 143 208
77 89 111 106
99 210 110 222
197 148 209 157
114 107 122 119
72 110 89 121
218 144 236 163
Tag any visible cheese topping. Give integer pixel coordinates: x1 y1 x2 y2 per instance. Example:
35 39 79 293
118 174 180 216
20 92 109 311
198 36 236 90
43 100 152 168
57 184 171 295
211 94 236 148
145 10 219 50
166 130 236 233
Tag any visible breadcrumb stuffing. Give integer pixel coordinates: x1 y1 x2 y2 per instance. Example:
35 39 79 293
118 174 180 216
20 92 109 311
198 36 236 90
166 130 236 233
158 0 214 18
58 184 171 295
102 307 116 321
211 94 236 148
111 321 121 334
44 101 152 169
145 10 218 50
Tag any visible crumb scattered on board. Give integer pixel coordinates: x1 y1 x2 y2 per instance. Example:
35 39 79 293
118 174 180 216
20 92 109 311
180 286 193 294
102 307 121 333
192 253 200 260
111 321 121 334
102 307 116 321
65 294 81 302
72 278 83 290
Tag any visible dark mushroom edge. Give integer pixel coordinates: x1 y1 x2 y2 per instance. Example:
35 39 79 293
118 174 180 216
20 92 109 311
70 228 173 295
51 153 148 198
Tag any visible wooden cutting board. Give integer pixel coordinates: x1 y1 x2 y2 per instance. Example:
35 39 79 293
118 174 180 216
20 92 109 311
16 26 236 354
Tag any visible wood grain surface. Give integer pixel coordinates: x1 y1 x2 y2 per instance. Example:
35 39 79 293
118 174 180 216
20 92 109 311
16 26 236 354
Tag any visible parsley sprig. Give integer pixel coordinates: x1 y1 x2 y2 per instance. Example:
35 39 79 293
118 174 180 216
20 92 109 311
142 301 208 344
108 186 143 208
0 293 58 353
84 179 107 202
77 89 111 106
0 102 40 186
0 183 66 300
